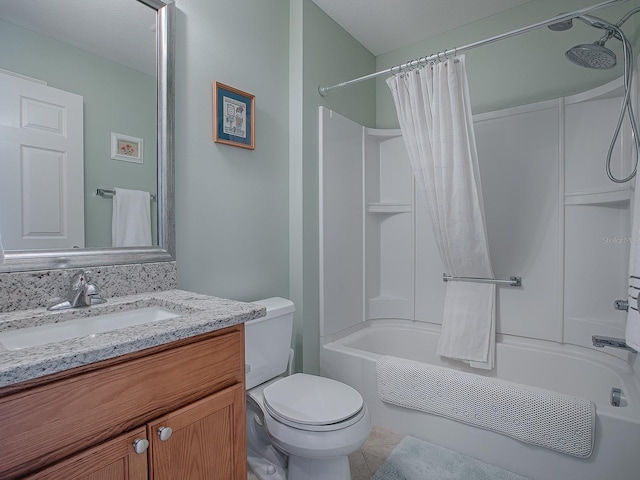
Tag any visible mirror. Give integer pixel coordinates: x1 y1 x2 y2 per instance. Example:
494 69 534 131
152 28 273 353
0 0 174 273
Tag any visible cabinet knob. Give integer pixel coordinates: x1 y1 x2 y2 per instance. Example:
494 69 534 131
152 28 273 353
133 438 149 454
158 426 173 441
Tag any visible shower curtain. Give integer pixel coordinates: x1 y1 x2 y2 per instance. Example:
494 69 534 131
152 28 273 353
386 56 496 369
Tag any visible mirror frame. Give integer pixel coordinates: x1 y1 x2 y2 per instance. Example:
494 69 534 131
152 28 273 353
0 0 175 273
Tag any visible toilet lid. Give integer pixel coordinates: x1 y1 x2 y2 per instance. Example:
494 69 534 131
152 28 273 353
263 373 364 426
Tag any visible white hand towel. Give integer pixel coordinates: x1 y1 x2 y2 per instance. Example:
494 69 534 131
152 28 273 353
627 179 640 351
438 281 496 369
111 188 152 247
0 233 4 265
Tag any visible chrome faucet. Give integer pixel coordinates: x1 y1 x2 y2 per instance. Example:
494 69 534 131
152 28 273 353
47 270 106 311
592 335 637 353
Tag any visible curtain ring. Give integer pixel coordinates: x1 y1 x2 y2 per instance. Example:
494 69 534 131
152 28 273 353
444 49 450 61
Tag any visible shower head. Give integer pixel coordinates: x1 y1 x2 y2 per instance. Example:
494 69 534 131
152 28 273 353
547 12 614 32
565 41 617 69
548 16 573 31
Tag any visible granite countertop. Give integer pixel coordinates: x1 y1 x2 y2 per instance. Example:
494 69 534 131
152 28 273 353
0 289 266 388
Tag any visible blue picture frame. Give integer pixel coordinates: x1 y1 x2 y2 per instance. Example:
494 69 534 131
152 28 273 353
213 82 255 149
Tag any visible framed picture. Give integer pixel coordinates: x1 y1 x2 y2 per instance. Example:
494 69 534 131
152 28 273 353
213 82 255 150
111 133 144 164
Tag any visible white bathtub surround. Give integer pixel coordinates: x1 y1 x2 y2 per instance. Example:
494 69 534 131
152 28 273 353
377 355 595 458
111 187 152 247
320 77 640 480
386 56 495 369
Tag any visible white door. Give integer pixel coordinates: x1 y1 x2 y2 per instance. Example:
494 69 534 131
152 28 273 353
0 71 84 250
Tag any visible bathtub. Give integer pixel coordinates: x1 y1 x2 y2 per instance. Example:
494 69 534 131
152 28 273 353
320 320 640 480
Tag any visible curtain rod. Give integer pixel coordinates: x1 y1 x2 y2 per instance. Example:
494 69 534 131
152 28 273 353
318 0 628 97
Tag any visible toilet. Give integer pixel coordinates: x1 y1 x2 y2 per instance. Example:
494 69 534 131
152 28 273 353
245 297 371 480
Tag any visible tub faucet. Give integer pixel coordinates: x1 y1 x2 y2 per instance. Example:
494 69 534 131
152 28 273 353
47 270 106 311
592 335 637 353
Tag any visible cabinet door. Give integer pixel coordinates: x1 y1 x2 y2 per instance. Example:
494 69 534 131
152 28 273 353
148 383 246 480
24 428 148 480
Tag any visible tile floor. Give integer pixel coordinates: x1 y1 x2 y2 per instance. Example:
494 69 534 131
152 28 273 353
247 425 404 480
348 425 405 479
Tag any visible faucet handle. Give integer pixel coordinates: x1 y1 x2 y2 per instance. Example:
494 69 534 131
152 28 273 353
70 270 90 290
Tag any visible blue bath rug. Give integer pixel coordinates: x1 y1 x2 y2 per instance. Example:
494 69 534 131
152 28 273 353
371 436 529 480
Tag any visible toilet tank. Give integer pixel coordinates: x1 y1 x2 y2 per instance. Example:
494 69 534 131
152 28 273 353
245 297 295 389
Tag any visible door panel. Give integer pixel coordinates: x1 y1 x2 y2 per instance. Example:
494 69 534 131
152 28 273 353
0 71 84 250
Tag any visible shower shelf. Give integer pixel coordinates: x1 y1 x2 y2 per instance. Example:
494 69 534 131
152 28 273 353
367 203 412 213
564 189 630 206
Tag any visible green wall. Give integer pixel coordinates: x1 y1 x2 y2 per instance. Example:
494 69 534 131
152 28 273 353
173 0 374 374
0 19 157 247
289 0 376 374
376 0 639 127
174 0 291 303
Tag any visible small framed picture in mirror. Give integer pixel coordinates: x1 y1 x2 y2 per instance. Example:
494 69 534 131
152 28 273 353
111 132 144 163
213 82 255 150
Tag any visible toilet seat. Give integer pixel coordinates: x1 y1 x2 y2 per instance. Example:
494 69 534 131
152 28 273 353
262 373 365 432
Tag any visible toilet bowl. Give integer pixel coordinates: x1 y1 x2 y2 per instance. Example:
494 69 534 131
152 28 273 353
245 298 371 480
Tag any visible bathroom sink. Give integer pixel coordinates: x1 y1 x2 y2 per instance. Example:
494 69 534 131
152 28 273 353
0 306 182 351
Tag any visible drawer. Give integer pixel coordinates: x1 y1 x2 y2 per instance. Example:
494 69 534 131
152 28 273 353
0 326 244 479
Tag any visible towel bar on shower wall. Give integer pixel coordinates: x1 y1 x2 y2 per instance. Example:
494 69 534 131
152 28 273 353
442 273 522 287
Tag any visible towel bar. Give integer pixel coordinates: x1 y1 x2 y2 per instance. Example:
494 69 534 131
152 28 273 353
442 273 522 287
96 188 156 201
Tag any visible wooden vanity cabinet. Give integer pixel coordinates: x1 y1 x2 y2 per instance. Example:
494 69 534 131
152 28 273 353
25 428 149 480
148 383 245 480
0 324 247 480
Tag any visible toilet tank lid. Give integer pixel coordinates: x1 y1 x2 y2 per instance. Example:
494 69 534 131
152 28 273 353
251 297 295 320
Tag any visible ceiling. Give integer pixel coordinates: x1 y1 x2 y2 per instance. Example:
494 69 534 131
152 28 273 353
310 0 535 56
1 0 539 74
0 0 156 76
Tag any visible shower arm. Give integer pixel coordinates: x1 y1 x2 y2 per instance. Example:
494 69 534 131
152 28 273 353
588 7 640 44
